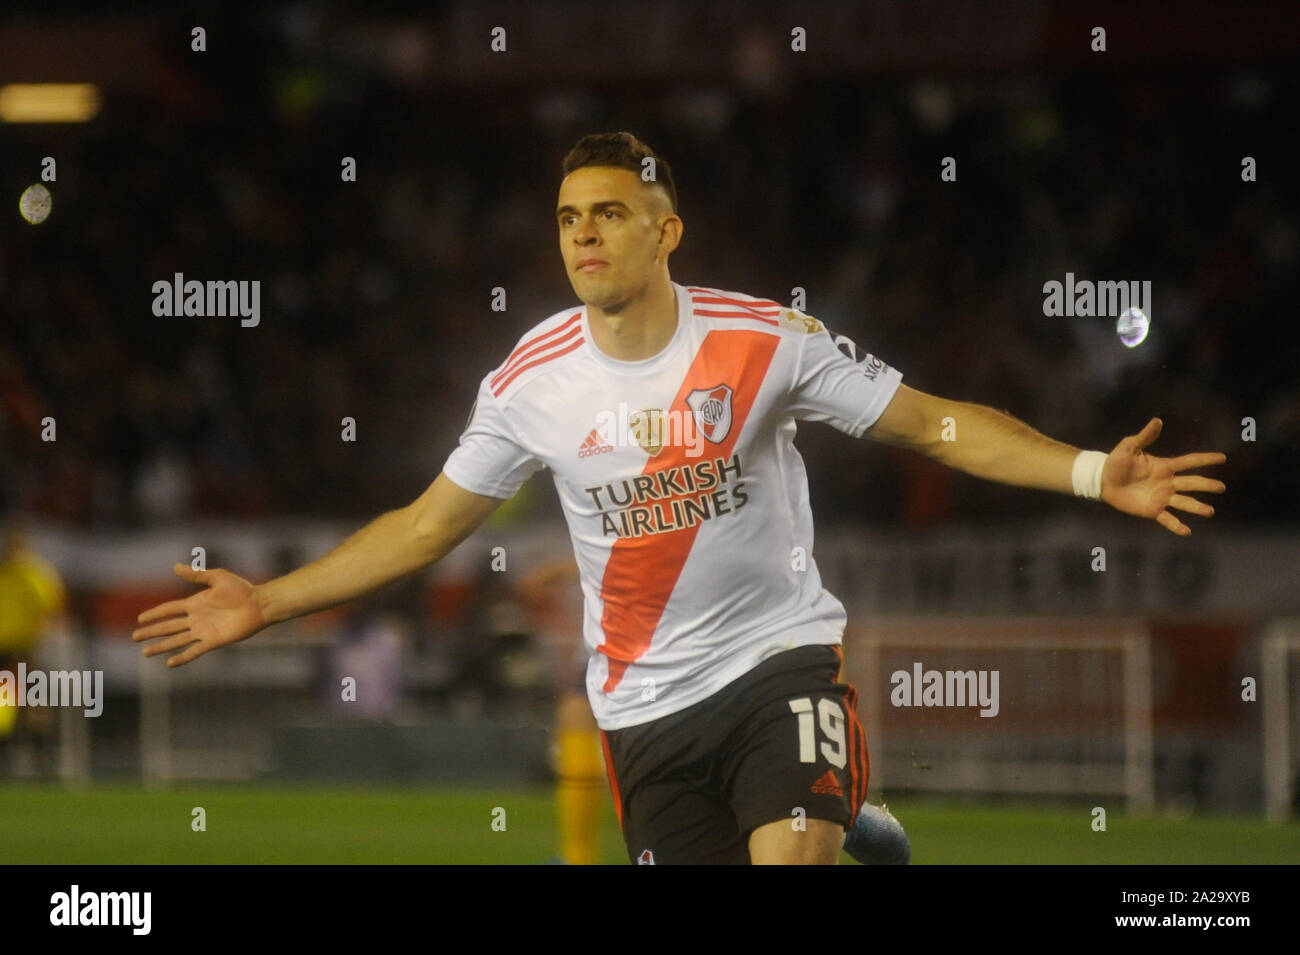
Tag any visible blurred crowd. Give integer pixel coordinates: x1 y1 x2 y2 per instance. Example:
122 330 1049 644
2 64 1295 530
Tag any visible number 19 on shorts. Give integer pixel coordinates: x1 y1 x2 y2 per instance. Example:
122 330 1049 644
788 697 847 769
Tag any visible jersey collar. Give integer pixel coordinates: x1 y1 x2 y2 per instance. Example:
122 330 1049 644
582 281 692 375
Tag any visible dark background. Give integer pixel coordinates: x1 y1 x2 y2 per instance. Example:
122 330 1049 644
2 0 1296 532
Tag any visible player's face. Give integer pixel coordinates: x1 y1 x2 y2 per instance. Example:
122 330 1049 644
556 166 671 311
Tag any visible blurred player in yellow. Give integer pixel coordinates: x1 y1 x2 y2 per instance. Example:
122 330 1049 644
520 558 606 864
0 522 67 738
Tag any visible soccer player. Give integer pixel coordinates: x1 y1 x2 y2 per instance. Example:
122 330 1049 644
517 557 608 865
0 522 66 746
134 132 1227 865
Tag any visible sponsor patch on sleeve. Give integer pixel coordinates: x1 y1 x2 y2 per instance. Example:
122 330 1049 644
779 309 824 334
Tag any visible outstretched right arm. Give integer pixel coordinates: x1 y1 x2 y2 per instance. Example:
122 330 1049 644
132 472 504 667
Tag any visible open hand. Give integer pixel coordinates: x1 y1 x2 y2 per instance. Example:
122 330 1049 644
1101 418 1227 537
133 564 268 667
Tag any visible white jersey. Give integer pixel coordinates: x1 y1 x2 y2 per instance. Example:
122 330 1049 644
443 282 902 729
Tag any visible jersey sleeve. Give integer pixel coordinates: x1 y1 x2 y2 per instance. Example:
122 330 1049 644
442 378 544 499
786 318 903 438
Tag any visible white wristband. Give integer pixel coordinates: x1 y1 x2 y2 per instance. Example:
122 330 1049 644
1072 450 1108 500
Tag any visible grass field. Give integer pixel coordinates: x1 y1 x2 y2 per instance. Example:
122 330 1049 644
2 785 1297 864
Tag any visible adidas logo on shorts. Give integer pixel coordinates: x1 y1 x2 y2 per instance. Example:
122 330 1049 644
810 769 843 797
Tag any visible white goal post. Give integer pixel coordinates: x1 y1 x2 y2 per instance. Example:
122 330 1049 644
1262 620 1300 822
848 615 1154 813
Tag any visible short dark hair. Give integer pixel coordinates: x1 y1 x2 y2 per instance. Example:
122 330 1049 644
562 132 677 213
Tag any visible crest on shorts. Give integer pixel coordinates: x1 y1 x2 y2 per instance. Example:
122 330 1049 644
686 384 733 444
628 408 666 456
779 309 823 334
637 849 655 865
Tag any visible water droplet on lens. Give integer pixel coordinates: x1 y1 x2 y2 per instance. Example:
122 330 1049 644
1117 306 1149 348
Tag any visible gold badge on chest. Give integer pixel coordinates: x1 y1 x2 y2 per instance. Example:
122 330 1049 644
629 409 666 456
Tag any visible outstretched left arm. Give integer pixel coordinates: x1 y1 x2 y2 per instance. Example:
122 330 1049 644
864 384 1227 536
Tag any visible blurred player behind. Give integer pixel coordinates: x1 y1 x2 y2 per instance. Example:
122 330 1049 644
0 520 66 746
518 558 606 865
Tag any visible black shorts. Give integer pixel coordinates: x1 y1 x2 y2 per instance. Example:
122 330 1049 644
599 645 870 865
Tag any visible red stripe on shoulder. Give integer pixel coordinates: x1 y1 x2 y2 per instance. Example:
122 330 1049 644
491 312 583 388
687 288 782 312
491 336 585 397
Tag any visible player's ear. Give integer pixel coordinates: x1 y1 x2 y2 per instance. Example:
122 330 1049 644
657 213 683 259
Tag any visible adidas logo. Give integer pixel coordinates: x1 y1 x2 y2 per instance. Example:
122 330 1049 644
810 769 843 797
578 428 614 459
